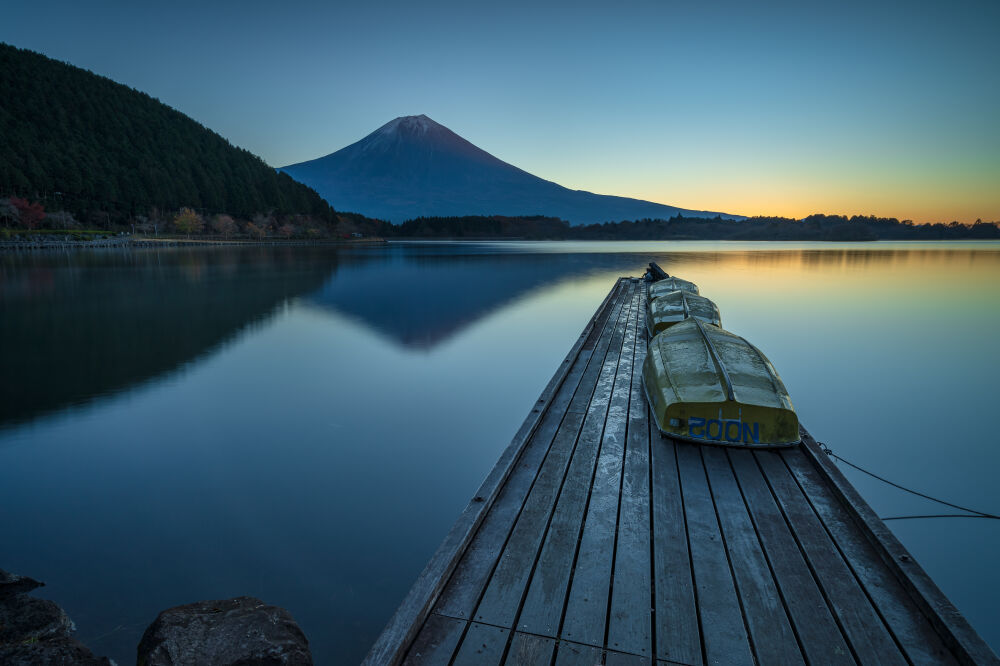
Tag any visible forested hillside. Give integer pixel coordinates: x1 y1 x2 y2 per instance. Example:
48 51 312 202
0 43 334 225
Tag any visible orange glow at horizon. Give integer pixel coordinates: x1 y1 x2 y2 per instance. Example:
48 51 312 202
608 181 1000 225
658 191 999 225
544 136 1000 225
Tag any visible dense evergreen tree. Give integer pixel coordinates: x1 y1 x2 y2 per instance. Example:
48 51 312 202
0 43 335 224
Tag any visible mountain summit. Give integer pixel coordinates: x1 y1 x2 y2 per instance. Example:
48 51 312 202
280 115 736 224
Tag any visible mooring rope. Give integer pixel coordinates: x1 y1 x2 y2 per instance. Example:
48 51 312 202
817 442 1000 522
879 514 999 522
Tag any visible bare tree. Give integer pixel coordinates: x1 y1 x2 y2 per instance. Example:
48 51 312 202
211 214 237 239
0 199 18 228
245 221 267 240
45 210 79 229
252 212 275 233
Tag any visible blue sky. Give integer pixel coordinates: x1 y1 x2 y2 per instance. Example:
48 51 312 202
4 0 998 221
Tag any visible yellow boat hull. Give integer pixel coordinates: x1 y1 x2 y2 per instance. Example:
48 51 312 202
643 318 800 448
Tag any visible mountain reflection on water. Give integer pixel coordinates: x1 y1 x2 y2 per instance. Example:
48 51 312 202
1 245 621 427
307 247 618 348
0 248 333 428
312 241 1000 348
1 240 997 666
4 241 997 424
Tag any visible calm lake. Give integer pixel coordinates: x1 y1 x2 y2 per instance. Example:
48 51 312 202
1 240 998 663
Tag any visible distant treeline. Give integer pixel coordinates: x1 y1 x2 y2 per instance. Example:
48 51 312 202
0 43 336 232
387 214 1000 241
392 215 568 239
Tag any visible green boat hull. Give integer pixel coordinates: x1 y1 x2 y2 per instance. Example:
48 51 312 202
649 277 699 298
646 289 722 337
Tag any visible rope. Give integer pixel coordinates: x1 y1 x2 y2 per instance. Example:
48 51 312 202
882 514 1000 522
817 442 1000 521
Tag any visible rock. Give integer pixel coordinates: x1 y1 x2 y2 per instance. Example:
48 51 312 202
0 568 111 665
0 593 74 643
0 569 44 599
0 636 112 666
136 596 312 666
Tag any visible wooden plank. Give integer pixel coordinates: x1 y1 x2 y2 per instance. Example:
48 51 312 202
700 447 804 665
781 444 961 665
561 287 642 646
605 651 652 666
402 614 467 666
545 280 630 418
568 280 634 414
512 387 613 637
726 449 854 665
364 279 625 666
451 622 510 666
554 640 604 666
462 281 635 627
674 442 754 666
583 280 629 352
433 398 572 619
755 449 907 664
799 432 999 666
504 633 557 665
607 290 653 658
649 437 700 665
516 284 639 638
434 282 633 621
473 408 587 627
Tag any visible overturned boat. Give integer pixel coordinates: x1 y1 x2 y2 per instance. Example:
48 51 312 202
643 317 799 447
648 276 699 298
646 290 722 337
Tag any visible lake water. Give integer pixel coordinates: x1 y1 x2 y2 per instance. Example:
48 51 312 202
1 240 998 663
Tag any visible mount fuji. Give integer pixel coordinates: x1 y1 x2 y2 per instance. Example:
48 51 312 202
279 115 737 224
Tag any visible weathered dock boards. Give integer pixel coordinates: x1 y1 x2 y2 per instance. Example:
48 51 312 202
365 278 997 666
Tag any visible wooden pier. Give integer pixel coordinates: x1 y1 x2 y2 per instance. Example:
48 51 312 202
365 277 997 665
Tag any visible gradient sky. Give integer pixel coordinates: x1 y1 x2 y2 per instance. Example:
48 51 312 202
4 0 998 222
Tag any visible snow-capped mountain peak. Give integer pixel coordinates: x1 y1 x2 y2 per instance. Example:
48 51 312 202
280 116 738 224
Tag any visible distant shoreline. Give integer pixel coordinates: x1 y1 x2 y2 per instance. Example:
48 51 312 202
5 235 1000 252
387 236 1000 242
0 235 387 252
